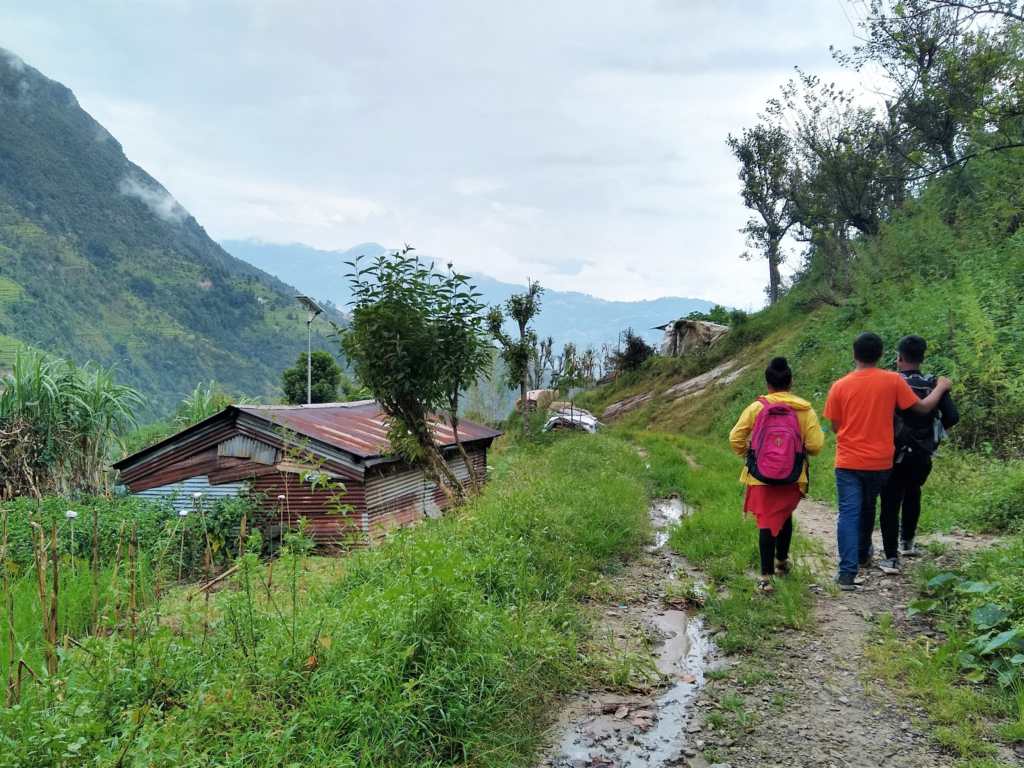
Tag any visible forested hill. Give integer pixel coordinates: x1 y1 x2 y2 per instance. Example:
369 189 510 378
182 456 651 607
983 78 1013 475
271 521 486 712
222 239 717 350
0 49 335 415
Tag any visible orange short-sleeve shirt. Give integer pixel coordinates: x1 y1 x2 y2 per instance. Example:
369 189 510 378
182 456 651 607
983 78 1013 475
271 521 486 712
823 368 920 471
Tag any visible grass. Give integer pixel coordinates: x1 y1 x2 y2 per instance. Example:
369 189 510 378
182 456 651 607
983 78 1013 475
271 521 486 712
0 433 652 768
623 429 815 654
866 613 1019 766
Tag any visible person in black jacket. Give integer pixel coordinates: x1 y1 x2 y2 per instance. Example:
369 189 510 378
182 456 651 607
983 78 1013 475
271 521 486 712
877 335 959 574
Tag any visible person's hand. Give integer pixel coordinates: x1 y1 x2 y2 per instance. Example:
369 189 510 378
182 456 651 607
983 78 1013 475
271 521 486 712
936 376 952 392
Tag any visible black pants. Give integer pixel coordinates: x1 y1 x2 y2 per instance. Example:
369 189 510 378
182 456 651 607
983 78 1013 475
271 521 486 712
880 455 933 558
759 518 793 576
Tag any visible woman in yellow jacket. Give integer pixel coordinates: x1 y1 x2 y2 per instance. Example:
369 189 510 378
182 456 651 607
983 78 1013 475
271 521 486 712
729 357 825 592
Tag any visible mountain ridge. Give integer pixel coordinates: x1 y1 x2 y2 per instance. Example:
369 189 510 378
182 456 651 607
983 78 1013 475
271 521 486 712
222 239 718 350
0 49 336 414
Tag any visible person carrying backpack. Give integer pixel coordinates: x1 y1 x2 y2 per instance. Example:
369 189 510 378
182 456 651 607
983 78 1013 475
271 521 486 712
823 333 952 590
729 357 825 593
877 335 959 574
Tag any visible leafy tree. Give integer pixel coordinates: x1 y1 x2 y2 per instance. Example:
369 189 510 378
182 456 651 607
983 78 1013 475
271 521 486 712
687 304 733 324
488 280 544 433
610 329 654 374
281 351 343 405
436 264 492 489
837 0 1024 175
727 124 796 304
340 247 489 502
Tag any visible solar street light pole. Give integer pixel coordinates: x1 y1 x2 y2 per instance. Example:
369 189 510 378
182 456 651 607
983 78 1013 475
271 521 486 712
296 296 324 405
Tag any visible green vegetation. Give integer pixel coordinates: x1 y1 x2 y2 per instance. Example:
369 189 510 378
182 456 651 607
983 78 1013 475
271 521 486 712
0 53 336 416
630 430 814 654
0 434 650 767
1 494 258 685
281 351 347 405
0 349 142 498
341 248 492 498
488 279 544 432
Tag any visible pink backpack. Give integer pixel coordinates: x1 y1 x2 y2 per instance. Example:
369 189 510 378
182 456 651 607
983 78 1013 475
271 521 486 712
745 397 806 485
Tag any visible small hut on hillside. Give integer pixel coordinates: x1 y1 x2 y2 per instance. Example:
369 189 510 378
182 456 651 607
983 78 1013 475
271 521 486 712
113 401 502 548
653 319 729 357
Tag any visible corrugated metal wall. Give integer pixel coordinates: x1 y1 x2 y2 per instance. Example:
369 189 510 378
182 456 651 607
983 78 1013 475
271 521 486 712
133 475 248 512
251 471 367 550
365 448 487 539
218 435 279 465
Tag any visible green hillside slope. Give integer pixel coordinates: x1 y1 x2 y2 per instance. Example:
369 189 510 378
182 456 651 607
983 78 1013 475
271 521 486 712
0 49 335 414
582 149 1024 528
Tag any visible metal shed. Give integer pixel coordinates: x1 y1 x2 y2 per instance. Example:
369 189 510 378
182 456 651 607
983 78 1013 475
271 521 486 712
113 401 502 549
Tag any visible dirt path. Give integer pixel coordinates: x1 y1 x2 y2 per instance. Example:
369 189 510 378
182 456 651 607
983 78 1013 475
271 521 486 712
697 499 998 768
538 498 715 768
539 495 1005 768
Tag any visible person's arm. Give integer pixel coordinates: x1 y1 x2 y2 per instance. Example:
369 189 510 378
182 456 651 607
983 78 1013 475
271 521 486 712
803 409 825 456
907 376 952 414
728 403 757 457
939 390 960 430
823 385 840 433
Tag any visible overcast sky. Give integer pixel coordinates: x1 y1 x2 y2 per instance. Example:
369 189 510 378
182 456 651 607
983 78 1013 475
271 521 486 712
2 1 865 308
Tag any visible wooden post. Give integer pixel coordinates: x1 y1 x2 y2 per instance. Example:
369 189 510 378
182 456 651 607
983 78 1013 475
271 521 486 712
90 507 99 632
48 523 59 676
2 508 16 705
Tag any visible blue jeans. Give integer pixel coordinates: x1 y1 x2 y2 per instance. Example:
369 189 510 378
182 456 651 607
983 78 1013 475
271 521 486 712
835 469 891 576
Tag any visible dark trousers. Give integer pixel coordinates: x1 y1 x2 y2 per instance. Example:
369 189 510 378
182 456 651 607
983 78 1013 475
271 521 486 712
880 455 933 558
835 469 891 575
759 518 793 576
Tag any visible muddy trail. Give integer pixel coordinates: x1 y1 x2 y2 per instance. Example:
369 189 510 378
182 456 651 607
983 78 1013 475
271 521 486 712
539 498 716 768
697 499 1009 768
540 496 1007 768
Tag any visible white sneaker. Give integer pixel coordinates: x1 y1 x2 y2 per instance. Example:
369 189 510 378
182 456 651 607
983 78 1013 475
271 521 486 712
878 558 900 575
899 541 920 557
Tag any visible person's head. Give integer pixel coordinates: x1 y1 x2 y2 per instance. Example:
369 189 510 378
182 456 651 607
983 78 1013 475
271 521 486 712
764 356 792 392
896 335 927 370
853 332 884 367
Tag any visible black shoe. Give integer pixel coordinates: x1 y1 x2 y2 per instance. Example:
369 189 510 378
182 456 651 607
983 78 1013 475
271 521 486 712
835 573 858 591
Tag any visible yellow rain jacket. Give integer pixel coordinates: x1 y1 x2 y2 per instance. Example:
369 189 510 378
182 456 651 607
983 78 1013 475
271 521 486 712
728 392 825 492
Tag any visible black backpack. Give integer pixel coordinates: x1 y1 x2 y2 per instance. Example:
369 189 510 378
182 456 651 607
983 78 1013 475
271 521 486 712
893 372 945 458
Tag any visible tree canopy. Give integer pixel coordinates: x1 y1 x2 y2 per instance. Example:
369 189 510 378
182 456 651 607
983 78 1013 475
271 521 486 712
281 351 343 405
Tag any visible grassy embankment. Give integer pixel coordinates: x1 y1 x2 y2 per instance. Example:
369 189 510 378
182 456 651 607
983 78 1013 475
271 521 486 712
0 434 653 768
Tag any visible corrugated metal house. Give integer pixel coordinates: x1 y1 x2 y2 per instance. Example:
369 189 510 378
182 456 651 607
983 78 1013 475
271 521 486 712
112 401 503 548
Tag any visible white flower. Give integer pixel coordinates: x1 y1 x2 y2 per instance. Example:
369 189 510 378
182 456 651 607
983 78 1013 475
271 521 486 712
65 510 78 520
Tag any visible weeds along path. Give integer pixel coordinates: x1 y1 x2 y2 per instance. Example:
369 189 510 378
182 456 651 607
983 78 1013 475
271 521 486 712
538 497 715 768
698 499 993 768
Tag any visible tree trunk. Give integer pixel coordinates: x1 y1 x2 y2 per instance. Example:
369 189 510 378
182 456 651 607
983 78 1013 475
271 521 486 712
767 239 782 304
450 413 481 493
520 378 528 433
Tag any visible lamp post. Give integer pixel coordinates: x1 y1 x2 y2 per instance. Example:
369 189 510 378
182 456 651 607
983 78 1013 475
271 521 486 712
296 296 324 405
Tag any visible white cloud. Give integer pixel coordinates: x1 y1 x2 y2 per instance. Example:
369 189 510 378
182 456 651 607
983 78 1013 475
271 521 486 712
118 175 188 224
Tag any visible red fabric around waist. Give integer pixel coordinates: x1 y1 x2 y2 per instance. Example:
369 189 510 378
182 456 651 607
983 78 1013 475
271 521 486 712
744 484 802 536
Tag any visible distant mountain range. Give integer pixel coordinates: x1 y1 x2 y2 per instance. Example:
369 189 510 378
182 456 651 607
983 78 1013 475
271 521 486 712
222 240 717 350
0 49 337 415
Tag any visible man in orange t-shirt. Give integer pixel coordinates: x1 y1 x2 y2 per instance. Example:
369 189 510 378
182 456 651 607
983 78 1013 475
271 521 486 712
823 332 951 590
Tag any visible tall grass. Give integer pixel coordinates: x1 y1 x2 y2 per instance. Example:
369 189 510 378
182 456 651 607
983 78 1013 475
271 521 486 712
0 433 650 767
0 349 142 498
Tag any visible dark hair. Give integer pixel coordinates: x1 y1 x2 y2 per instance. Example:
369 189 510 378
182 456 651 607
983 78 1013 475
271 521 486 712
853 332 884 364
897 334 927 365
764 356 792 390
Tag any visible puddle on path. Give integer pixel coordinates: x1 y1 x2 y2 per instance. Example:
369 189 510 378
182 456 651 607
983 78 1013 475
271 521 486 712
540 498 713 768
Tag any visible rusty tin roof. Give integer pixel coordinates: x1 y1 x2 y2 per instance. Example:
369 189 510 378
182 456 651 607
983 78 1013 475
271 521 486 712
236 400 502 459
114 400 502 472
